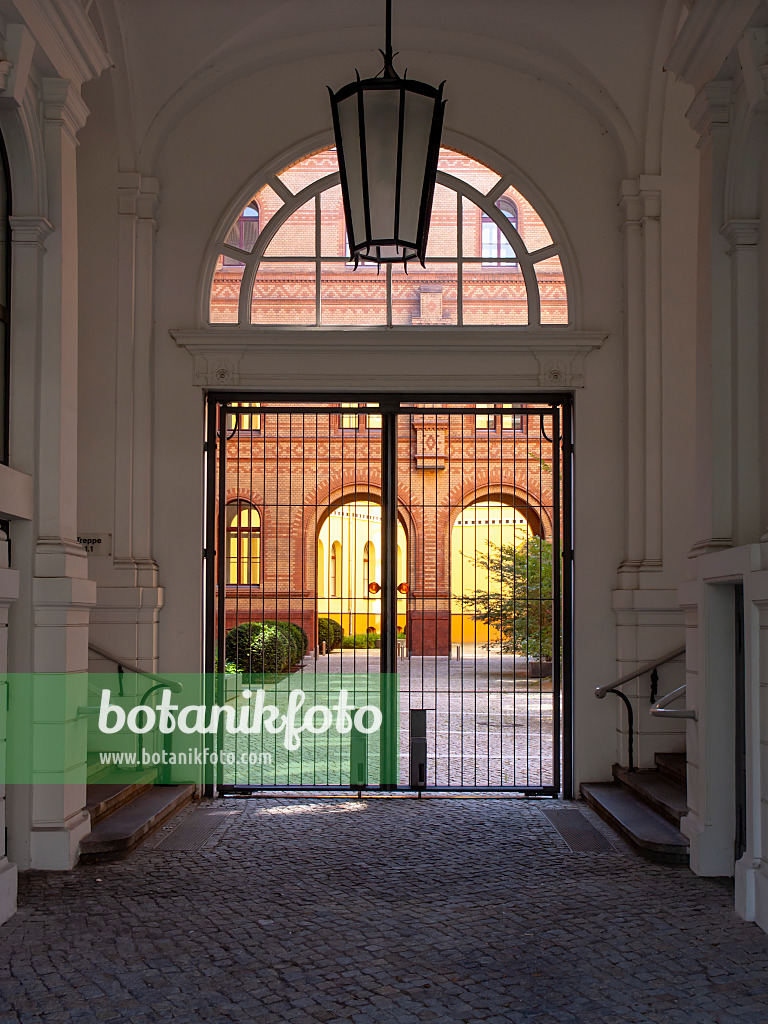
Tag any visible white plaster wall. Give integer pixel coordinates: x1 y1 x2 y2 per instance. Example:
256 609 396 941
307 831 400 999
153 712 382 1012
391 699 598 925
144 52 624 791
78 71 119 575
74 8 705 795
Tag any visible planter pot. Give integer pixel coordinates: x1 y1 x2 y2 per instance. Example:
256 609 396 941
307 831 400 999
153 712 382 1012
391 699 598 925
527 660 553 678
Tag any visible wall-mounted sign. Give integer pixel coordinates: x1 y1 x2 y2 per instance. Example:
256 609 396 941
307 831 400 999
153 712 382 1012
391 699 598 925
77 533 112 555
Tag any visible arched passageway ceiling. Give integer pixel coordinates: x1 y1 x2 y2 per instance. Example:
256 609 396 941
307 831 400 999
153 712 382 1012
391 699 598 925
105 0 655 177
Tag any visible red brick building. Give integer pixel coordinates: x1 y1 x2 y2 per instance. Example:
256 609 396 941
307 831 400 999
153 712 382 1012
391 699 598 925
214 148 565 656
209 147 568 328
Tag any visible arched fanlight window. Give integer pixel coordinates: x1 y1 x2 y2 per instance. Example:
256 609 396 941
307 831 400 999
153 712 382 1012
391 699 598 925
209 147 569 327
481 198 518 267
226 501 261 585
330 541 341 597
363 541 374 592
0 131 10 464
223 203 259 266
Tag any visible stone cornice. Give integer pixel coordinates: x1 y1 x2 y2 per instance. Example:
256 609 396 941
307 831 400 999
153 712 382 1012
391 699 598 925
665 0 760 92
42 77 90 144
686 80 732 137
13 0 110 86
171 327 607 353
722 218 759 250
9 214 54 247
170 327 608 390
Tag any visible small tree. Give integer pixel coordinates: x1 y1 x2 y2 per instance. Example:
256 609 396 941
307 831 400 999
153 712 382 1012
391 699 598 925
457 537 554 660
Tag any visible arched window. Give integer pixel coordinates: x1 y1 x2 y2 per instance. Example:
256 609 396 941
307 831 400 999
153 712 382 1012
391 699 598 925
225 401 261 433
330 541 341 597
223 204 259 266
0 132 10 464
363 541 373 592
481 198 518 267
209 147 569 327
317 538 325 598
226 501 261 585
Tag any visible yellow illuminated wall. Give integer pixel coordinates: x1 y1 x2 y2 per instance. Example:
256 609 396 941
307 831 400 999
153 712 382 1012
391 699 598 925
451 501 532 644
317 502 407 636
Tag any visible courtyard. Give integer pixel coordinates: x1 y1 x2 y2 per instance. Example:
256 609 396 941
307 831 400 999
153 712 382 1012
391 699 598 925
218 648 556 791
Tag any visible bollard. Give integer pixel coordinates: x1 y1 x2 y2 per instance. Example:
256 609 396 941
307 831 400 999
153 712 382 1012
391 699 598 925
409 709 427 790
350 727 368 790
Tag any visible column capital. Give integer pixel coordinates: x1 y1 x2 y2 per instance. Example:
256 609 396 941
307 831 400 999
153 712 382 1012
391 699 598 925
41 78 90 145
9 215 53 248
722 218 759 251
117 172 161 220
686 80 732 137
619 179 643 224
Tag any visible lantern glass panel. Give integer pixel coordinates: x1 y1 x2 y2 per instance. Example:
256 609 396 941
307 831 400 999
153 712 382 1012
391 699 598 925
398 90 435 250
337 93 366 248
363 89 400 242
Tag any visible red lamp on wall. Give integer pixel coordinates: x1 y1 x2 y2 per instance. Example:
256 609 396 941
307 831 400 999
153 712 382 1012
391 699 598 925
328 0 445 267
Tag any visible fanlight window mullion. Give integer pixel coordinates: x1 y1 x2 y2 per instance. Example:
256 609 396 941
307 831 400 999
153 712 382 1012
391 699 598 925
210 147 569 328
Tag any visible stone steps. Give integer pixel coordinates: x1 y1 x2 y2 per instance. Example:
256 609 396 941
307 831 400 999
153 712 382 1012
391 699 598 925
85 774 157 826
655 750 687 786
80 785 195 862
580 750 689 865
612 764 688 826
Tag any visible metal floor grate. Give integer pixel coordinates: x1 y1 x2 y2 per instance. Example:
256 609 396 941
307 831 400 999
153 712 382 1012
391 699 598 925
154 810 236 851
541 808 614 853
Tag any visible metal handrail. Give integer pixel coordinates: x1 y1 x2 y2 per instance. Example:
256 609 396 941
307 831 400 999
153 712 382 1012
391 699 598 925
651 684 696 720
86 643 184 783
594 644 686 771
88 642 184 692
594 645 686 699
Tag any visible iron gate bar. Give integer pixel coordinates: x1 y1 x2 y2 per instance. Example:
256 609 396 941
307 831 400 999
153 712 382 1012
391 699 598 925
215 403 228 792
205 394 571 796
562 398 574 798
203 400 219 796
552 404 561 794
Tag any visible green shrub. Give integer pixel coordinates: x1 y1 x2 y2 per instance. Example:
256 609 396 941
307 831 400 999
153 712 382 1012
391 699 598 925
317 617 344 652
249 625 291 674
341 632 379 650
224 622 262 673
225 621 292 673
261 619 304 665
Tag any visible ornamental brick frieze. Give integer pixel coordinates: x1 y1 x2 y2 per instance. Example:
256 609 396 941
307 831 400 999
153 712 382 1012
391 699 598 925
412 417 449 470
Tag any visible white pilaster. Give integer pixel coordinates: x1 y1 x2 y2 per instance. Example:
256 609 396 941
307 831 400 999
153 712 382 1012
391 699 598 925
5 79 96 871
686 81 735 557
721 219 761 546
617 180 645 588
0 562 19 926
639 175 663 571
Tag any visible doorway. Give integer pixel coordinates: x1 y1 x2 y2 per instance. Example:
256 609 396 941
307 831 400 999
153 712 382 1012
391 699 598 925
205 395 572 794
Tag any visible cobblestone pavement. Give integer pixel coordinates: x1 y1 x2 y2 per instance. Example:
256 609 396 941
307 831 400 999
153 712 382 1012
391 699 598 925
2 797 767 1023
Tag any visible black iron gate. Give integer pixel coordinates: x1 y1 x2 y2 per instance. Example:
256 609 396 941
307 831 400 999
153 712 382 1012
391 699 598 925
205 394 572 795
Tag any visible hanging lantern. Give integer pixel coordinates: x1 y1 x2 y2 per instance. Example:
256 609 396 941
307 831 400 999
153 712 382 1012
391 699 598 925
328 0 445 266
